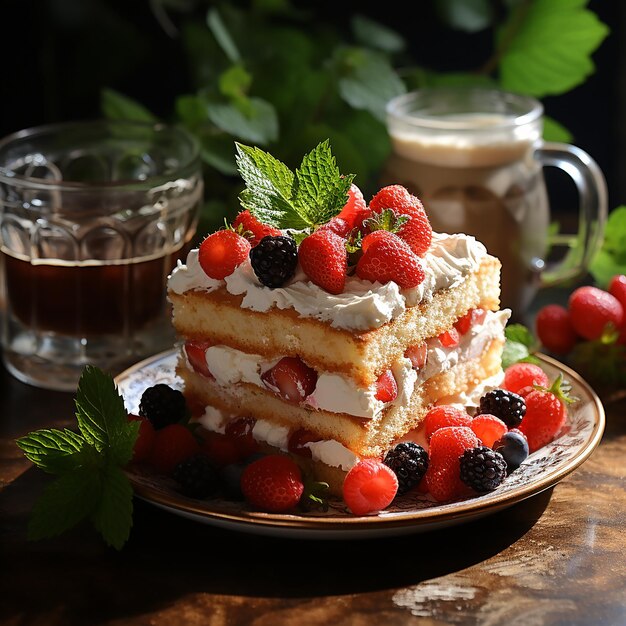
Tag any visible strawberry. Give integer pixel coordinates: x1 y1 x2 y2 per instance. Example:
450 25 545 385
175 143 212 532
438 327 460 348
342 458 398 515
470 414 508 448
224 417 259 459
261 356 318 403
337 183 370 231
127 414 156 463
148 423 200 475
503 362 550 395
375 369 398 403
535 304 578 354
519 375 572 452
423 405 472 442
394 205 432 257
609 274 626 309
198 230 251 280
184 340 213 379
369 184 417 214
360 229 393 253
232 210 282 246
241 454 304 512
424 426 480 502
454 308 487 335
355 232 425 289
568 285 624 341
298 229 347 294
405 342 428 370
318 216 352 238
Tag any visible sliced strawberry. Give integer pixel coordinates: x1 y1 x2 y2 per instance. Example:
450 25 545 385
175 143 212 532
184 340 213 379
454 308 487 335
438 327 460 348
224 417 259 459
375 369 398 403
261 357 318 403
405 342 428 370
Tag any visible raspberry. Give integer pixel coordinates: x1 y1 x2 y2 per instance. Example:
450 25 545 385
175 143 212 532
139 384 189 430
423 406 472 442
240 454 304 512
503 363 550 395
383 442 429 495
374 369 398 403
261 356 318 403
342 459 398 515
127 414 156 463
454 308 487 335
198 229 251 280
477 388 526 428
519 376 570 452
249 235 298 288
355 232 425 289
493 431 529 473
470 414 508 448
148 423 200 475
172 453 219 498
184 340 213 379
438 327 460 348
298 229 347 294
201 432 242 468
404 342 428 370
232 210 282 246
535 304 578 354
425 426 480 502
568 285 624 341
459 446 507 493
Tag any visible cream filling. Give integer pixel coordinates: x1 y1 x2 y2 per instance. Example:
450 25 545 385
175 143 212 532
168 232 488 331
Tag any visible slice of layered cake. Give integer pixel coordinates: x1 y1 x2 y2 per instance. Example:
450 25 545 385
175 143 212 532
168 141 510 497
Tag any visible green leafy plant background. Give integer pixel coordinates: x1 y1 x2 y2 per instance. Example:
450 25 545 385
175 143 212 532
101 0 609 238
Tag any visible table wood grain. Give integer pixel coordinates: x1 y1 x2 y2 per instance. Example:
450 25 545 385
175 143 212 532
1 358 624 626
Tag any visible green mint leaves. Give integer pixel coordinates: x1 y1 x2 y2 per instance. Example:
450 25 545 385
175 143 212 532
236 140 355 230
502 323 541 369
16 366 139 550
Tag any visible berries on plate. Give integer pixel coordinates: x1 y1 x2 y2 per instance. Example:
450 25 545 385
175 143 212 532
127 414 156 463
519 375 571 453
355 232 425 289
374 369 398 403
568 285 624 341
148 423 200 475
424 426 480 502
383 442 429 495
477 388 526 429
198 229 251 280
470 414 508 448
459 446 507 493
298 229 347 294
493 431 529 473
423 405 472 442
139 384 189 430
535 304 578 354
261 356 318 403
240 454 304 512
249 235 298 288
342 458 398 515
172 453 219 498
503 363 550 395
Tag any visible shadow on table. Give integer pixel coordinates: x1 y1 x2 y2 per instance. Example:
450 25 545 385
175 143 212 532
0 465 552 626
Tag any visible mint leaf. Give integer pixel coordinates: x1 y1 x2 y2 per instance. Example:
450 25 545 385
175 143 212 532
16 429 96 475
435 0 493 33
589 206 626 288
505 323 536 348
351 15 406 53
91 463 134 550
101 88 158 123
28 468 102 541
542 116 573 143
207 97 279 145
499 0 609 97
207 7 241 63
502 322 541 368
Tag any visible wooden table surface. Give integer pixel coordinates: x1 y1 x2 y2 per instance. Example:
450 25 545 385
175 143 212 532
1 353 625 626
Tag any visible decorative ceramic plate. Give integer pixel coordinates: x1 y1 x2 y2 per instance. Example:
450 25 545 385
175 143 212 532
117 349 605 540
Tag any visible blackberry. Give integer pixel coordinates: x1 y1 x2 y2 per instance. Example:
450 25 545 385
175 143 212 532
139 383 188 430
493 431 529 473
249 235 298 288
383 442 429 495
172 454 219 498
478 388 526 428
459 446 507 493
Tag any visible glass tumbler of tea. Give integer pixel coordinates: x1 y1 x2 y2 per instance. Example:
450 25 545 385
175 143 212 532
382 87 608 317
0 120 202 391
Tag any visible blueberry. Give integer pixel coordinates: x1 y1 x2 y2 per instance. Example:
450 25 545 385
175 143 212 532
493 431 529 473
218 453 266 500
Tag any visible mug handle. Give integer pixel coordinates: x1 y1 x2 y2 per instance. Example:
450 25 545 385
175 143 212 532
535 142 608 287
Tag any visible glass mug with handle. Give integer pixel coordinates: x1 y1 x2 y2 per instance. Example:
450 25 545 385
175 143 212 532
381 87 608 317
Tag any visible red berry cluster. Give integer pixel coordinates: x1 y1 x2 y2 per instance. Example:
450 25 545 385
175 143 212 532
536 276 626 354
195 184 433 294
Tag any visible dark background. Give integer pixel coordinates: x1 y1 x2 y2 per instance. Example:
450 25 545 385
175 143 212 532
0 0 623 210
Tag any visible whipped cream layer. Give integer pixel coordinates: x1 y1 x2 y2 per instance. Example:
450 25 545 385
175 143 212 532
168 232 487 331
183 309 508 419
